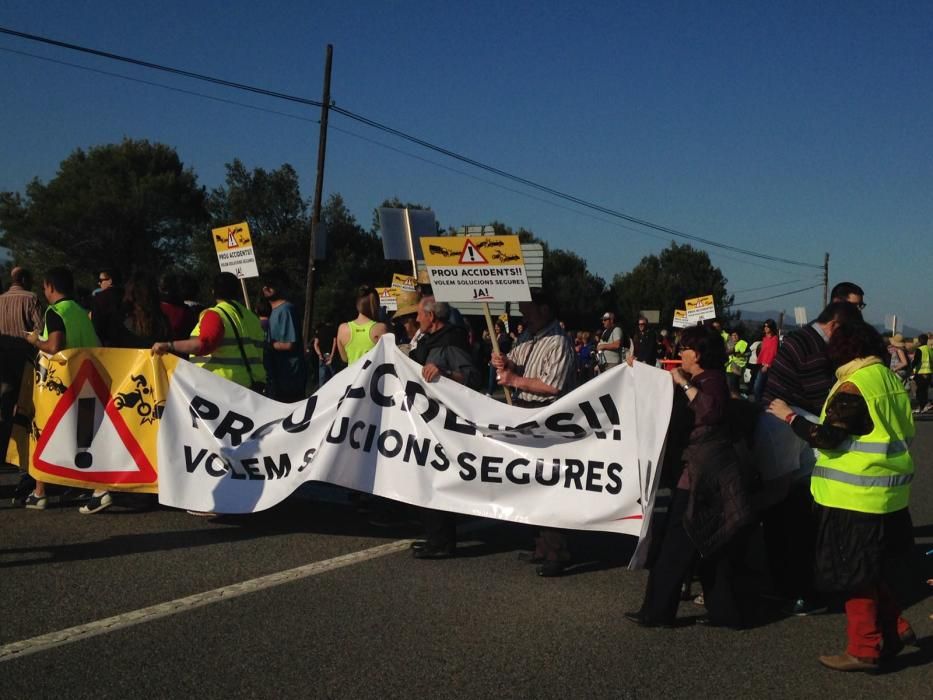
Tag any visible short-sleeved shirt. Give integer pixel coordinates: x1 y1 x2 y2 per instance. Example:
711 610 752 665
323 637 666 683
265 301 307 397
507 319 576 405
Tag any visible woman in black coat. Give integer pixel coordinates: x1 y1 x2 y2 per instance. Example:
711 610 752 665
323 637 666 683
626 325 752 629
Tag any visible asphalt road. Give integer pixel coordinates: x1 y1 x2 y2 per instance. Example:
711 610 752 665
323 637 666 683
1 424 931 699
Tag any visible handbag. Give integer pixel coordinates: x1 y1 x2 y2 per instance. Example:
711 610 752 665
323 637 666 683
216 305 265 393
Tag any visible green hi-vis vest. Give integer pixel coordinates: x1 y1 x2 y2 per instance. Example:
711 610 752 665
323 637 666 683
191 300 267 388
811 363 914 514
345 319 377 364
39 299 100 348
727 339 749 370
917 345 932 375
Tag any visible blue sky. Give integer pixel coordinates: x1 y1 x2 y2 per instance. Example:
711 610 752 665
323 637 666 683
1 2 931 328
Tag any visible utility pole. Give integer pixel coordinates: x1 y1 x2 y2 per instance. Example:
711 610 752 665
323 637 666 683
822 252 829 307
302 44 333 345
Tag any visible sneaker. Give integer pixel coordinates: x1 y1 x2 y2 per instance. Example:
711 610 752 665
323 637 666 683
24 493 48 510
790 598 828 616
79 492 113 515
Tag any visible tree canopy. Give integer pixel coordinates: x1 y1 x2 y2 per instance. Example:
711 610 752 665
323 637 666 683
1 140 736 335
0 139 206 288
607 242 732 328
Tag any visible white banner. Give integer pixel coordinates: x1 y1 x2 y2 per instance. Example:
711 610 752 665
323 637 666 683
158 336 673 537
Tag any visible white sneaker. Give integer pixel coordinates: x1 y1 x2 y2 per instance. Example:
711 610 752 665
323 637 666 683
79 492 113 514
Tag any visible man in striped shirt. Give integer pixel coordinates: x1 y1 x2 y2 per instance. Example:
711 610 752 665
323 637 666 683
491 288 576 577
759 300 863 615
1 268 43 502
492 289 576 407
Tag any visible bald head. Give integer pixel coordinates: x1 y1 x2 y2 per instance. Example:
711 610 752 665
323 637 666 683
10 267 32 289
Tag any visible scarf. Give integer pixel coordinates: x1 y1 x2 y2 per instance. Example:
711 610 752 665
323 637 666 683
827 355 882 399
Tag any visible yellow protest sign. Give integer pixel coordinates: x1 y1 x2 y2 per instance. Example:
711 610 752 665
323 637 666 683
376 286 400 311
211 221 259 279
419 236 530 303
672 309 689 328
391 273 418 293
685 294 716 323
26 349 176 493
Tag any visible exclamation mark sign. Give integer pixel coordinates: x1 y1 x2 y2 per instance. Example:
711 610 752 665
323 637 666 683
75 398 95 468
599 394 622 440
578 401 606 439
467 245 475 261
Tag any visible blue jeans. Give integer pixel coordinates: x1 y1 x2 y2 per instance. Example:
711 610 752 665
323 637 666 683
753 368 769 403
319 360 333 388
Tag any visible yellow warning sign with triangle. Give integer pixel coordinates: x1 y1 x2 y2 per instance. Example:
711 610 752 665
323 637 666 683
419 235 530 303
458 239 488 264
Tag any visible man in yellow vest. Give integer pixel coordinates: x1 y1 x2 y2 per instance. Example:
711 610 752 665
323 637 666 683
152 272 266 391
910 333 932 414
23 267 101 511
768 320 916 672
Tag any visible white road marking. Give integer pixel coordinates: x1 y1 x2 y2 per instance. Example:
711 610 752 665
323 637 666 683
0 538 414 662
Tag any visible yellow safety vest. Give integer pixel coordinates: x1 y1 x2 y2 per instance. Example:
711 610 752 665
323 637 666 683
811 363 914 514
39 299 100 348
191 300 267 387
917 345 932 375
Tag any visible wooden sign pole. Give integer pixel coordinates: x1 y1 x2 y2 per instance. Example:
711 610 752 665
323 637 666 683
483 302 512 406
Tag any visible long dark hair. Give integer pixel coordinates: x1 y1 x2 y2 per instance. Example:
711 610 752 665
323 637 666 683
827 320 887 367
680 325 727 370
123 272 165 339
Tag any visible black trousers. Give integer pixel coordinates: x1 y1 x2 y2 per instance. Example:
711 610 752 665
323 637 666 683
0 345 29 465
421 508 457 550
761 479 817 601
640 488 744 627
916 374 930 407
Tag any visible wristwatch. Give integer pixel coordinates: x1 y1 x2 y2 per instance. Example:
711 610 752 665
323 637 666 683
681 382 692 392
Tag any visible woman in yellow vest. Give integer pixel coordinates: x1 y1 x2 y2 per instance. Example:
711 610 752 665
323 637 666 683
336 286 388 365
768 320 916 673
910 333 932 413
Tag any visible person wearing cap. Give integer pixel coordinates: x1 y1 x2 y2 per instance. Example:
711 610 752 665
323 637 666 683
596 311 629 371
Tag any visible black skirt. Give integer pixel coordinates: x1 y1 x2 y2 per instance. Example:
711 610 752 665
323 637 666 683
812 504 914 592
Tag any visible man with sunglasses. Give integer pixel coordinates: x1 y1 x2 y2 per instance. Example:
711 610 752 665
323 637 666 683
91 268 123 346
633 315 659 366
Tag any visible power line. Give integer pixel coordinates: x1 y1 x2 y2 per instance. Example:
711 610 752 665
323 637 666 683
0 26 322 109
329 123 807 276
0 25 824 271
732 278 809 294
732 283 823 307
0 43 816 280
0 46 321 125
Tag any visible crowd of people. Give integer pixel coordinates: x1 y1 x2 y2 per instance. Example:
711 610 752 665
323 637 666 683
1 268 931 672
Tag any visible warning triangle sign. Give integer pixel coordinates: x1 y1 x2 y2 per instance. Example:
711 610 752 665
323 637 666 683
227 230 239 248
458 238 488 264
33 360 158 484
